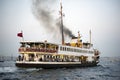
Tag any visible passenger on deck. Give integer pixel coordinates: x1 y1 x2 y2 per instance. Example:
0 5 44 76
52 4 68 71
18 55 21 61
21 54 26 61
34 55 39 61
39 58 43 61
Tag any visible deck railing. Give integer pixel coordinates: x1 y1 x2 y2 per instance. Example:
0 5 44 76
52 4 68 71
19 47 57 53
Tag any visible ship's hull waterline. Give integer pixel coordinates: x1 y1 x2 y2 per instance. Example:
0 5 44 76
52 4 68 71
15 61 98 69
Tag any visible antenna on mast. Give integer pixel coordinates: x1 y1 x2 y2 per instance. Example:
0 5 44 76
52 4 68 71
59 0 64 45
89 30 91 44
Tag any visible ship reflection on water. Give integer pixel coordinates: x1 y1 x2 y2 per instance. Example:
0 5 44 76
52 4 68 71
0 57 120 80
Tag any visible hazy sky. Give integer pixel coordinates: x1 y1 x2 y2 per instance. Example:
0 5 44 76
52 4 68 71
0 0 120 57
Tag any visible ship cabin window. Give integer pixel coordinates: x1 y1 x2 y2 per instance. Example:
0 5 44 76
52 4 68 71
76 49 77 52
59 47 88 53
72 49 74 52
68 48 70 51
65 47 66 51
79 50 81 52
89 51 93 53
60 47 67 51
76 49 78 52
74 49 76 52
71 48 72 52
70 48 71 52
60 47 82 52
73 49 75 52
60 46 62 50
82 50 87 53
62 47 64 51
67 48 69 51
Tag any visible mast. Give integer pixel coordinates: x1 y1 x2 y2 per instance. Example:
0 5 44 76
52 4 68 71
60 0 64 45
89 30 91 44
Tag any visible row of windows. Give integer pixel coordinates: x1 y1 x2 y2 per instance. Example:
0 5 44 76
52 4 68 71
60 46 93 53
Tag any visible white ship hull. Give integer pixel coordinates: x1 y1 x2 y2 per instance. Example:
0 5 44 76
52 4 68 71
15 41 100 68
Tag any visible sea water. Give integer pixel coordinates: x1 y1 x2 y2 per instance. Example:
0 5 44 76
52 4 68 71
0 57 120 80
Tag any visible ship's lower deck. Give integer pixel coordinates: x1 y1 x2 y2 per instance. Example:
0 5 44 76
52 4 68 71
15 61 98 69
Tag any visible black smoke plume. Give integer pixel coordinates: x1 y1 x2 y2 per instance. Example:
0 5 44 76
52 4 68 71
32 0 75 38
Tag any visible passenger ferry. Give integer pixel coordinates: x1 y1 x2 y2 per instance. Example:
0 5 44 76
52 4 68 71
15 1 100 68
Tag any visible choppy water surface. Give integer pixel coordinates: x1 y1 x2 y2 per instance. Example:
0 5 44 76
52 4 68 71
0 57 120 80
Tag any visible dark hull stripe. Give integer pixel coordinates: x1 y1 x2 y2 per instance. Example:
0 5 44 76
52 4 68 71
15 62 98 69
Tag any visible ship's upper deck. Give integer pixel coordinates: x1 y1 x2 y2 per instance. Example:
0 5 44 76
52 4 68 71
19 41 59 53
18 40 93 55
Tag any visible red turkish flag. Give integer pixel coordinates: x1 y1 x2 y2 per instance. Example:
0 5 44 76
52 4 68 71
17 32 23 37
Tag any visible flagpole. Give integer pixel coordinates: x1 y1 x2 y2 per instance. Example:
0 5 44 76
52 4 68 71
21 30 24 41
